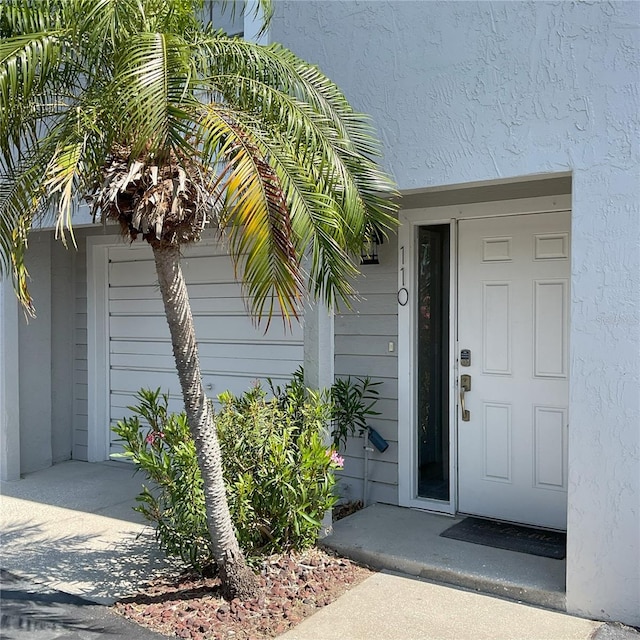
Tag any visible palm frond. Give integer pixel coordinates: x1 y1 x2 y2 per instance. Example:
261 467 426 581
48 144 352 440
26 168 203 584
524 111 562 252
109 31 193 157
206 0 273 35
195 35 398 238
0 0 64 36
0 0 398 319
199 104 302 322
70 0 144 47
0 32 64 140
194 36 388 160
206 75 367 239
44 137 87 247
9 215 35 316
0 139 60 314
199 103 365 314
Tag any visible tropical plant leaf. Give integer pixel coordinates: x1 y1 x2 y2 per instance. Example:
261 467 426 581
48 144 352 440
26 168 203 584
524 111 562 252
0 0 398 318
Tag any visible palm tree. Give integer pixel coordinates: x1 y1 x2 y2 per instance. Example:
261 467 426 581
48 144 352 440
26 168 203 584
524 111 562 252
0 0 398 598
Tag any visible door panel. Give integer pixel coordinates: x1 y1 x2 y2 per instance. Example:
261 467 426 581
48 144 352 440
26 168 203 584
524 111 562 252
457 212 570 530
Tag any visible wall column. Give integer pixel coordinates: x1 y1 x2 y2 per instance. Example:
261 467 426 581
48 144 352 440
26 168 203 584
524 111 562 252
0 280 21 481
303 301 334 392
303 299 334 537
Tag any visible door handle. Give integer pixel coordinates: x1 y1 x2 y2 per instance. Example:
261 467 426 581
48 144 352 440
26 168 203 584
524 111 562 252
460 374 471 421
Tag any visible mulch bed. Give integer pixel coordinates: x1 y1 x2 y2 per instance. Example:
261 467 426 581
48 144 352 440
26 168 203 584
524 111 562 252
113 548 372 639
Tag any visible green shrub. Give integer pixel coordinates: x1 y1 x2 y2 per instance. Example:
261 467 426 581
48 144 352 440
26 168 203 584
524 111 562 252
330 375 381 450
112 380 342 571
111 389 212 571
270 366 382 450
217 383 338 557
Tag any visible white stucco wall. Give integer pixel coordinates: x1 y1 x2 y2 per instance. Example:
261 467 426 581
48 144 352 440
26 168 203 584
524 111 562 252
272 0 640 625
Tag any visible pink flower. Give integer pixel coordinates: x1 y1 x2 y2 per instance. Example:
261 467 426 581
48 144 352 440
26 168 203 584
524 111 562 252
328 450 344 468
145 431 164 445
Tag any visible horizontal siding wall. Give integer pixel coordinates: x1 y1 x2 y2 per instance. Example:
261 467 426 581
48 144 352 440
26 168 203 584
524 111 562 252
334 238 399 506
72 227 102 460
51 236 75 463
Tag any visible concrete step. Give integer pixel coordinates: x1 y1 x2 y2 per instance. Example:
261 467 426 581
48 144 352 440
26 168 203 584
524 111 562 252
321 503 566 610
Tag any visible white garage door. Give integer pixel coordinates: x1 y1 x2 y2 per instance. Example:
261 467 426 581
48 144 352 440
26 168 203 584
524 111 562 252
107 240 303 454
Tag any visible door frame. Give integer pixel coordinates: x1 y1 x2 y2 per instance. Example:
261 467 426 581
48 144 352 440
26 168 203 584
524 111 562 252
87 234 121 462
397 194 571 512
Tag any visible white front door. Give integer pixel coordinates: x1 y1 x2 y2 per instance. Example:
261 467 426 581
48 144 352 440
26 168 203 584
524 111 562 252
457 212 570 530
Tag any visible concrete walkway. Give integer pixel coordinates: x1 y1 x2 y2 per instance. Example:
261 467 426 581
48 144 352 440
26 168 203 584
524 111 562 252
2 461 638 640
281 571 626 640
0 460 174 603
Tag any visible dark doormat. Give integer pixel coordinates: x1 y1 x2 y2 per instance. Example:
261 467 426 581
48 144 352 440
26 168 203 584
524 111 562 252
440 517 566 559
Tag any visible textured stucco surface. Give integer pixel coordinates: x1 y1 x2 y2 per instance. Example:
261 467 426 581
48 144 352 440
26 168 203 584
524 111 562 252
272 0 640 626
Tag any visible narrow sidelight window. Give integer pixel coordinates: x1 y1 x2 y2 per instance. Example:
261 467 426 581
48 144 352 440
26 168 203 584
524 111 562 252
416 225 450 501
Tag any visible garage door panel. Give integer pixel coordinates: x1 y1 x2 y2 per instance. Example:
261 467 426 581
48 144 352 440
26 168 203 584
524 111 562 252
110 315 170 340
109 260 158 287
128 255 238 286
202 374 294 399
109 299 163 315
109 254 242 288
181 242 233 259
180 256 238 284
200 358 301 377
107 246 151 263
194 315 303 341
109 283 249 301
109 314 302 342
111 368 179 395
110 297 251 316
110 340 302 363
110 392 185 417
198 341 302 360
107 241 230 264
110 369 295 399
110 339 172 356
111 352 302 377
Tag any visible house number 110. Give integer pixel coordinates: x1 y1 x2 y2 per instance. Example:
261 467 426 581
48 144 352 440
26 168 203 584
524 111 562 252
398 245 408 306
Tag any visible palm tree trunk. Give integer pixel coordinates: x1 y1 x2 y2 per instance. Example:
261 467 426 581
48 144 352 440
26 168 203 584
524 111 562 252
151 240 259 600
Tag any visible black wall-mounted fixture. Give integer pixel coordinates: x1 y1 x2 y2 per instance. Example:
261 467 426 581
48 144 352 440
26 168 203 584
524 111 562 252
368 426 389 452
360 228 384 265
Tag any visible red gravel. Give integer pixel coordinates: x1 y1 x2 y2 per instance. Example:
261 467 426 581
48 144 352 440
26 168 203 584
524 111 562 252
113 548 373 639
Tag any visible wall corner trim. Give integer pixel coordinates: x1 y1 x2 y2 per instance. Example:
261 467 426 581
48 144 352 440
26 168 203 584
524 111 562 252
86 236 118 462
